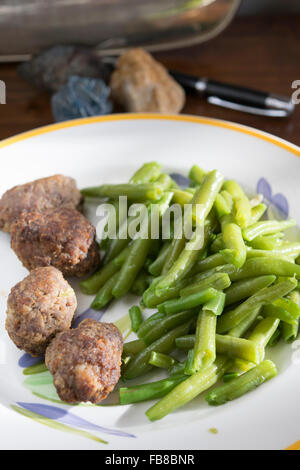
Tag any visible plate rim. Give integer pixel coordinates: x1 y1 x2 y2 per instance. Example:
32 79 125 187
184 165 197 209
1 112 300 450
0 113 299 158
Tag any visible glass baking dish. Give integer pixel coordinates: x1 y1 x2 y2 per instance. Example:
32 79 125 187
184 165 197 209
0 0 240 60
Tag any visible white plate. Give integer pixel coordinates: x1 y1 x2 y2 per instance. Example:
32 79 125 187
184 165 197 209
0 114 300 451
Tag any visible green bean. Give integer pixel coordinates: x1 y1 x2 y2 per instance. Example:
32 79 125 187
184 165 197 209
249 204 267 225
215 335 263 364
162 237 186 275
224 275 276 306
112 238 152 298
104 195 157 263
228 307 261 338
223 180 252 228
214 193 231 218
149 352 176 369
169 361 187 376
287 289 300 308
158 288 219 315
232 358 256 373
217 278 297 334
192 253 227 274
91 271 120 310
242 219 296 242
155 174 173 190
80 247 129 295
281 321 299 343
180 273 231 297
129 306 143 333
274 242 300 257
221 218 247 268
189 165 206 185
191 265 237 286
184 349 196 376
205 360 277 406
246 248 294 262
123 339 146 356
248 317 280 361
99 199 120 250
249 234 283 251
120 375 187 405
104 236 131 265
123 322 191 380
223 373 239 383
155 172 224 293
234 198 252 229
264 291 300 329
190 170 224 222
156 231 201 292
203 291 226 316
106 198 162 268
175 333 261 363
100 162 159 255
113 245 132 267
143 283 184 309
186 187 197 194
268 329 281 347
192 311 217 372
172 189 193 207
137 312 166 339
148 242 171 276
131 270 150 296
262 304 298 326
129 162 162 184
223 358 256 382
222 180 246 199
143 310 197 346
154 191 174 217
221 190 233 211
81 183 163 202
146 356 230 421
210 233 224 253
273 296 300 319
230 258 300 282
175 334 197 350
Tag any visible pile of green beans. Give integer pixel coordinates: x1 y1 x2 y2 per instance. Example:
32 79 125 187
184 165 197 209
81 162 300 421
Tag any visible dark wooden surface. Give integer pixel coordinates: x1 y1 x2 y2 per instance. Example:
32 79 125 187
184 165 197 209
0 14 299 145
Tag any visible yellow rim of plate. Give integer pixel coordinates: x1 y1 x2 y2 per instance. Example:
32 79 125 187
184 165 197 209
286 440 300 451
0 113 299 157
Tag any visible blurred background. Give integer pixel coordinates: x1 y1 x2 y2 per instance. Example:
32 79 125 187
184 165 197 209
0 0 299 144
239 0 300 15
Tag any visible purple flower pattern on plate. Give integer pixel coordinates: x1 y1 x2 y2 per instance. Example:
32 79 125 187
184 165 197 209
257 178 289 219
17 403 136 439
170 173 190 189
18 354 44 368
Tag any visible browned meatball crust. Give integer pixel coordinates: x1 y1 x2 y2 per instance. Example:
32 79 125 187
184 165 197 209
6 267 77 357
11 207 100 277
45 319 123 404
0 174 83 233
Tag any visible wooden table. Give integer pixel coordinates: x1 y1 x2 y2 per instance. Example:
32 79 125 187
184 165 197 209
0 14 299 145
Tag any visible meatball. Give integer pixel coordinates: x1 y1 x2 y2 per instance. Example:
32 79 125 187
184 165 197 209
45 319 123 404
11 207 100 277
0 174 83 233
6 267 77 357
